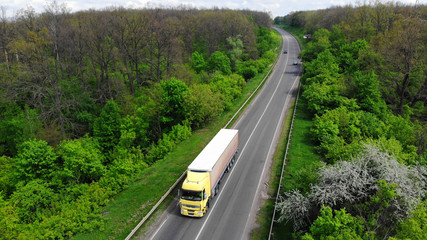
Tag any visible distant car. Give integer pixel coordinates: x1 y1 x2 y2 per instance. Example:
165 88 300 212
293 61 298 65
283 50 288 54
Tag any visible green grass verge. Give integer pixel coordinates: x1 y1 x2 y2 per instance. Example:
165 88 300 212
276 24 308 49
271 101 321 239
73 31 282 240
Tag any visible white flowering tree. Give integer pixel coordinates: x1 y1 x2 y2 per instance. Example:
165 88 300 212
277 144 426 237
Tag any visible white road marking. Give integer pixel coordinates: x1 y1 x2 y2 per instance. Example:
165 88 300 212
194 31 292 240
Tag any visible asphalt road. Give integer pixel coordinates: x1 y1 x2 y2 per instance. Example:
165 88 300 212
142 28 301 240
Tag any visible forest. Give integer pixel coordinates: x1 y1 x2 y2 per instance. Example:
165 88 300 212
0 3 278 239
275 2 426 239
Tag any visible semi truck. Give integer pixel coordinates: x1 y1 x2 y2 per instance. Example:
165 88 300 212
179 129 239 217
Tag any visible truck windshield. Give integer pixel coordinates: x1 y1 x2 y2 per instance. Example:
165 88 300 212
181 190 202 201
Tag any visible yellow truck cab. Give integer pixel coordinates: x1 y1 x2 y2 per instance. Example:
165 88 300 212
179 129 239 218
180 171 210 217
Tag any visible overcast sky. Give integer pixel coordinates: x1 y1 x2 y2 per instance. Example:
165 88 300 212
1 0 423 18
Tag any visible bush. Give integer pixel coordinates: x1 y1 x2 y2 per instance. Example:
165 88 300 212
184 84 223 128
207 51 231 75
14 139 58 183
57 136 105 184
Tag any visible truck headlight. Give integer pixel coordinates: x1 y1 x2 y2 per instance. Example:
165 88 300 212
198 211 203 216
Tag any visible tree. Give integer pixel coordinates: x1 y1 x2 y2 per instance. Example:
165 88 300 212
184 84 223 128
277 144 426 234
351 71 386 115
190 51 207 73
57 136 105 184
93 99 122 154
392 202 427 240
302 206 366 240
376 16 426 114
207 51 231 75
0 105 41 156
159 78 189 129
10 179 55 223
14 139 58 183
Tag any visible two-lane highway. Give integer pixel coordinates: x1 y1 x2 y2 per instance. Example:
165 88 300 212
142 28 301 240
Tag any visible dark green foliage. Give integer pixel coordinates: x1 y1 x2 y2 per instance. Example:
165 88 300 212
14 139 58 183
159 78 190 128
351 71 386 115
0 156 14 197
93 100 122 155
238 66 257 81
0 105 42 156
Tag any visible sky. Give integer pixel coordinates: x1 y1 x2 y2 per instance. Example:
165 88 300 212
1 0 424 18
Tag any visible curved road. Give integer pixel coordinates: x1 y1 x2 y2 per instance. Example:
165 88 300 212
141 28 301 240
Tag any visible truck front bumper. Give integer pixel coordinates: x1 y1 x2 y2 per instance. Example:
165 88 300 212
181 208 204 217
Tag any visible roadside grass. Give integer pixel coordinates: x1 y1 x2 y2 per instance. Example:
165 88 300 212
277 24 308 48
271 100 321 239
73 31 282 240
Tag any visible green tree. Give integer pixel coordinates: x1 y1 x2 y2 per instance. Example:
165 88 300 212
184 84 223 128
10 179 55 223
190 51 207 73
57 136 105 184
14 139 58 183
0 195 19 240
210 74 245 110
392 202 427 240
300 28 331 62
0 105 41 156
0 156 14 196
159 78 190 128
302 206 366 240
352 71 386 115
207 51 232 75
93 99 122 154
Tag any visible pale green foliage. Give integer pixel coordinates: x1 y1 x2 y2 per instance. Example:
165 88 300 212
14 139 58 183
190 51 207 73
226 36 243 70
10 179 55 223
57 136 105 184
0 195 19 239
302 206 366 240
210 74 246 110
392 202 427 240
207 51 232 75
145 123 192 164
184 84 223 128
